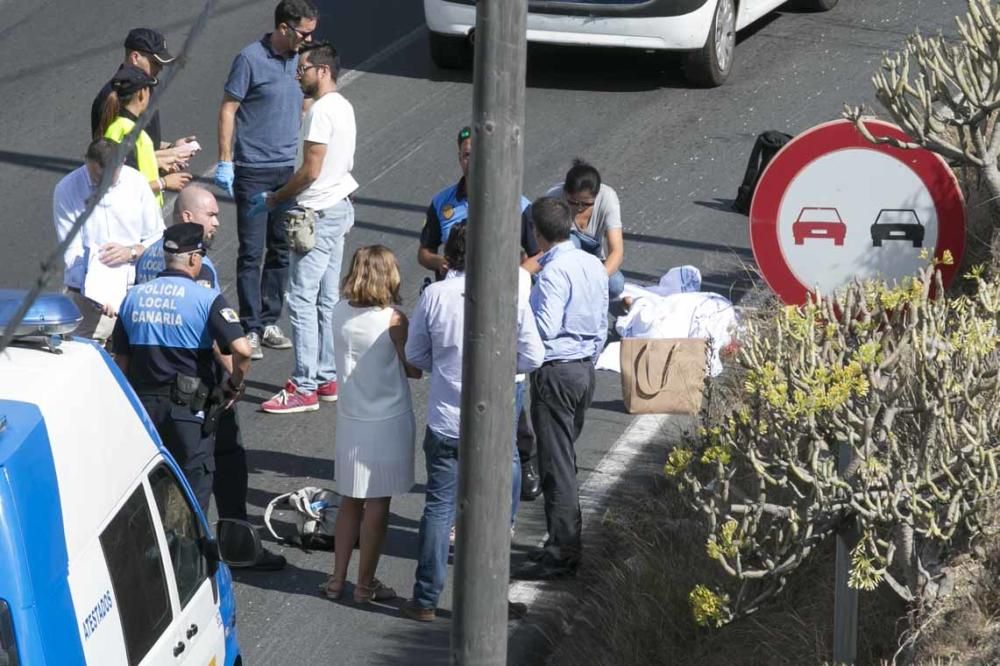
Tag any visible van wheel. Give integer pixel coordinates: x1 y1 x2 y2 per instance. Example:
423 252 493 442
429 30 471 70
685 0 737 87
792 0 838 10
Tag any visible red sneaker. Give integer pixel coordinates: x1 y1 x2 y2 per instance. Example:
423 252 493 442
317 379 338 402
261 386 319 414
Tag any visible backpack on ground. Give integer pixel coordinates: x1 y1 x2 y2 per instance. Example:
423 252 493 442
733 131 793 214
263 487 339 551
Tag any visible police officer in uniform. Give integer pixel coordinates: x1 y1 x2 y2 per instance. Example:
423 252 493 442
417 126 537 280
112 224 252 513
134 194 286 569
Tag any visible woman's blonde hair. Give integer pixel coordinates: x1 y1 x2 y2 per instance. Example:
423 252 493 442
341 245 402 307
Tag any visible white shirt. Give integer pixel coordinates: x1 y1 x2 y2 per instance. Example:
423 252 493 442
406 268 544 440
296 91 359 210
52 165 163 289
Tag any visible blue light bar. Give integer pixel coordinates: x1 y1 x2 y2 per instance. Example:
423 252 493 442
0 289 82 339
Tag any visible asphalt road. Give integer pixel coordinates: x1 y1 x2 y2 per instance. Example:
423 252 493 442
0 0 963 663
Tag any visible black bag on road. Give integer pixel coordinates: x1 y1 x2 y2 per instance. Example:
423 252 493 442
733 131 793 214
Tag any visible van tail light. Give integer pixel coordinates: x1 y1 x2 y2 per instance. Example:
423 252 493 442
0 600 19 666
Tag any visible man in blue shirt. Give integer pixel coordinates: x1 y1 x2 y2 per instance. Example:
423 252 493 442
517 197 608 580
215 0 318 359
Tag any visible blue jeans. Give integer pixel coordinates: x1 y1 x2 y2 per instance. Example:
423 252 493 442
288 198 353 393
570 228 624 300
234 165 294 334
412 389 523 610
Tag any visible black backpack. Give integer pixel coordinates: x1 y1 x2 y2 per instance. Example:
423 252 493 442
733 131 793 214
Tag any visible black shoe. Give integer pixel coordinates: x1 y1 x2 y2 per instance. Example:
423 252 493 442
249 548 286 571
520 459 541 501
513 558 577 581
526 547 546 562
508 600 528 620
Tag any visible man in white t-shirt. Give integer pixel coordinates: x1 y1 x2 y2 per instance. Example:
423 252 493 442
53 138 163 341
256 42 358 414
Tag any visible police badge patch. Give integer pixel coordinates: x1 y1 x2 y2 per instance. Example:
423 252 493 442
220 308 239 323
197 280 212 289
441 204 454 220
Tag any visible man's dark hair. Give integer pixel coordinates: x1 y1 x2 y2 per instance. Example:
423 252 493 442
444 223 467 272
300 42 340 81
531 197 573 243
85 138 117 170
563 158 601 196
274 0 318 28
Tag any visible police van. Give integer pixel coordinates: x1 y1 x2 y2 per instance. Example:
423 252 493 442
0 290 255 666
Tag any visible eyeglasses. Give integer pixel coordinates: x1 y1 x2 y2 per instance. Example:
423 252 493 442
288 24 314 40
566 198 595 212
295 64 323 76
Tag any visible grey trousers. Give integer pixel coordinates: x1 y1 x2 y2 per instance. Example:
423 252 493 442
531 359 595 568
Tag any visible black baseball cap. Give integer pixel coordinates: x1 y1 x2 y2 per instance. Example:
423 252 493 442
163 224 205 254
111 65 158 96
125 28 175 64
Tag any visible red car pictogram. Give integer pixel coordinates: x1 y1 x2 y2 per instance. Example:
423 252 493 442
792 207 846 246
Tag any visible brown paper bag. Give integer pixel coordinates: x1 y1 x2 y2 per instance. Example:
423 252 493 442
620 338 709 414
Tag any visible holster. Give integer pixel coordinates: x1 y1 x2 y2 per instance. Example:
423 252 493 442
201 386 227 436
171 374 209 413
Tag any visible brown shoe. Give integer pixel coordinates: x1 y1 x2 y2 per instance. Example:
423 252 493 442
354 578 397 604
401 600 436 622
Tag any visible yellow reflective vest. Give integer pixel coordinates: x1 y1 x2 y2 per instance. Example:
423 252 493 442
104 116 161 206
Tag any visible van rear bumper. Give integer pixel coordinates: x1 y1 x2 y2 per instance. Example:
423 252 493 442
424 0 715 51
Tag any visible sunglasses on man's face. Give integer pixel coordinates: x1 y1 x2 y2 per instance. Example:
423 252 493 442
288 24 314 40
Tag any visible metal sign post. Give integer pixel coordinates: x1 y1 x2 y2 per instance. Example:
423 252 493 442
833 442 859 665
451 1 528 664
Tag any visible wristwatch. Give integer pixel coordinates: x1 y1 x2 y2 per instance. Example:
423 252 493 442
129 246 138 263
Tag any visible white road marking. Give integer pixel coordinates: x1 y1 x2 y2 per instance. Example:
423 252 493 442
508 413 694 607
338 25 424 90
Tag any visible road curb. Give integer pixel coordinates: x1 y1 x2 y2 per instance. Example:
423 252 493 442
507 412 697 665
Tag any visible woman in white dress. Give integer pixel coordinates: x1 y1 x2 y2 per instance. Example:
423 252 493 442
320 245 420 604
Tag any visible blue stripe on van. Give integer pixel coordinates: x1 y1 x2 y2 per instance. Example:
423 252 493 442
0 400 86 665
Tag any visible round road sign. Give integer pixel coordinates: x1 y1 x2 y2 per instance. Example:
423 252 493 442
750 118 965 305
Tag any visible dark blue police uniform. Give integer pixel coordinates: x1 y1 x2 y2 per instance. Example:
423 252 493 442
134 242 251 521
419 178 537 277
112 271 244 512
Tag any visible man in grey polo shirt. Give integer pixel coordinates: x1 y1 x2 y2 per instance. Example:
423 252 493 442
215 0 318 359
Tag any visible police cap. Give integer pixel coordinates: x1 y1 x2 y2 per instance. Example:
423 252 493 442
163 223 205 254
111 65 158 97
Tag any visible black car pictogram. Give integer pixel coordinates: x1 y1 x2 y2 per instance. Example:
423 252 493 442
871 209 924 248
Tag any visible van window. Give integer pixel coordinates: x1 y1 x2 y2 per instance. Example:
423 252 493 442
149 464 207 608
100 486 172 666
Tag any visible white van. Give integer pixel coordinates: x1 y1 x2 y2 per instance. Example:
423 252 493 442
0 290 255 665
423 0 839 86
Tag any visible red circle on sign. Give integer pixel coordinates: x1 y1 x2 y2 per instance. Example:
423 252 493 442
749 119 965 305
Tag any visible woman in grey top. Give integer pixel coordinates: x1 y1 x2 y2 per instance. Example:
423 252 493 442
528 159 626 299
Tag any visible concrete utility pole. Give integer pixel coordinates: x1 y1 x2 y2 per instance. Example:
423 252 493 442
452 0 528 664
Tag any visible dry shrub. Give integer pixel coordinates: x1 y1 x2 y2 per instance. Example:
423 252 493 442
549 469 905 666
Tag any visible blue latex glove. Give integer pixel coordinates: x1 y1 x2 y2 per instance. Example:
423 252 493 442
246 191 269 219
214 161 234 197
